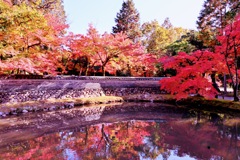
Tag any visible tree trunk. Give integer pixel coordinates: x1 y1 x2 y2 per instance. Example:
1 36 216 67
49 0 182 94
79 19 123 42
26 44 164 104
85 64 89 76
233 87 239 101
102 66 105 76
79 68 82 76
233 39 239 101
223 74 227 99
211 73 221 98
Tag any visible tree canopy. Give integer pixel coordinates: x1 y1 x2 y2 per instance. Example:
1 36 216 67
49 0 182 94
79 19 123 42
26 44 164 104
141 19 189 57
1 0 240 101
0 1 68 74
197 0 240 48
112 0 141 43
161 13 240 101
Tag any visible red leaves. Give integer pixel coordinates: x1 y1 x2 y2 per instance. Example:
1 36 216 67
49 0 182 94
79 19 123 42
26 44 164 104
161 50 226 75
160 14 240 100
68 26 151 76
160 50 225 100
1 2 159 76
160 75 218 100
216 13 240 59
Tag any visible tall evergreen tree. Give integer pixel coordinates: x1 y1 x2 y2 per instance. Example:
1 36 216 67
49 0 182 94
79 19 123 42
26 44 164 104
197 0 239 48
112 0 141 42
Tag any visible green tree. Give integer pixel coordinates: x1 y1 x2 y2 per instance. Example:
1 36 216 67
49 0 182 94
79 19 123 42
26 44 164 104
141 19 188 57
112 0 141 42
197 0 239 48
166 31 205 56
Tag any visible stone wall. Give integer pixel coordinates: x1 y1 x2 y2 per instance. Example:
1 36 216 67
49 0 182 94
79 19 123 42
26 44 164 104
0 77 163 104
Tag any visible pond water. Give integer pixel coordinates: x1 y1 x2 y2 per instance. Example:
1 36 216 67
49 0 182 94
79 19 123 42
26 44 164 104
0 102 240 160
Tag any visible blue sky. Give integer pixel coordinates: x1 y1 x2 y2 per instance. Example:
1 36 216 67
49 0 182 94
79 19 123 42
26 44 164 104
63 0 205 34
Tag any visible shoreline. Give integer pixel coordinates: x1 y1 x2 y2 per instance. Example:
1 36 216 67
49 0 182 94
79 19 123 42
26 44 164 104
0 94 240 117
0 96 123 117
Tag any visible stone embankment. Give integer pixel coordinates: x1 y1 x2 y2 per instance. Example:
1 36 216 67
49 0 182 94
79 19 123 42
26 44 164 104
0 76 165 117
0 77 163 103
1 76 240 117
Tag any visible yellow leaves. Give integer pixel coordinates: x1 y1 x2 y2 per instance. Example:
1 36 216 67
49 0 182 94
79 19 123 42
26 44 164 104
1 46 19 56
1 3 47 38
0 1 67 75
0 1 9 10
141 20 189 56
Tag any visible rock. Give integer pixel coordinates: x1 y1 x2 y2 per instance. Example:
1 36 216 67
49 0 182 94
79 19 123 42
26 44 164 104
43 108 48 112
22 109 28 113
59 106 65 109
16 108 23 113
82 83 102 90
10 108 16 112
49 106 56 111
64 102 74 108
9 108 18 115
79 95 85 98
10 111 17 115
32 106 40 112
144 93 150 98
23 106 33 111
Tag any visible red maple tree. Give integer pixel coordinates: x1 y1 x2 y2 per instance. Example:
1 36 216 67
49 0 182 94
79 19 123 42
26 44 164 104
160 14 240 101
68 25 155 76
215 13 240 101
160 50 226 100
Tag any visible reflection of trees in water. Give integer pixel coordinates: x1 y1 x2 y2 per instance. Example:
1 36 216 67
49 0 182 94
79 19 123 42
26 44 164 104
0 114 240 160
161 111 240 160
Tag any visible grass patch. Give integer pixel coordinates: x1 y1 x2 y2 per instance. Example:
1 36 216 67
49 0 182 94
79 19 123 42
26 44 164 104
123 94 175 103
0 96 123 112
176 97 240 111
71 96 123 105
123 94 240 111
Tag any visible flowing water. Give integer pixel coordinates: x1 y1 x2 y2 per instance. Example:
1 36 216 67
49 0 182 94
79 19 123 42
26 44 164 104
0 102 239 160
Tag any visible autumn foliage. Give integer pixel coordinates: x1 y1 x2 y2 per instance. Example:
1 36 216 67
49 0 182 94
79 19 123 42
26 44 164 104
0 1 68 75
0 0 239 100
67 25 157 76
160 13 240 100
0 1 158 76
160 51 226 100
1 117 239 160
215 14 240 101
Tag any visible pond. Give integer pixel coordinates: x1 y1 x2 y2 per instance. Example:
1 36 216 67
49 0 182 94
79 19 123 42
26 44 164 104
0 102 240 160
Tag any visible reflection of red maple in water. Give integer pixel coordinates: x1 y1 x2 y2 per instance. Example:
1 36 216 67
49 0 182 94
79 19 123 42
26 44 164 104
69 122 151 160
1 116 240 160
162 120 239 160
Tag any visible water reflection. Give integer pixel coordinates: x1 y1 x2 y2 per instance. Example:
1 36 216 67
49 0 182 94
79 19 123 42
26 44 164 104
0 104 240 160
